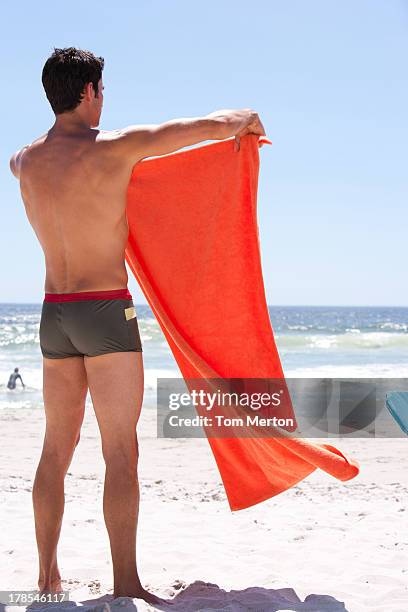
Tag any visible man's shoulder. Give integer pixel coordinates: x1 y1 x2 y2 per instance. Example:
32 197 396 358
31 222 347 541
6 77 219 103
9 133 47 179
95 128 133 151
96 129 123 142
95 127 147 166
9 144 29 179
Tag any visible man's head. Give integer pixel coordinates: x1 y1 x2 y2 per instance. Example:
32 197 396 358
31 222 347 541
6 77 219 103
42 47 105 127
14 367 19 372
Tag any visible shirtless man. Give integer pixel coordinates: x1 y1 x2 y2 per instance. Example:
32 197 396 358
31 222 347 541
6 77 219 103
9 47 265 605
7 367 25 390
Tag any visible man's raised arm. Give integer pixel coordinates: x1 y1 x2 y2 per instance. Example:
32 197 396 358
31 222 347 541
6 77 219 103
112 108 266 164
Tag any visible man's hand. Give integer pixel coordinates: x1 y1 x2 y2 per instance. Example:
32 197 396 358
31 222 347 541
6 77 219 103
205 108 266 151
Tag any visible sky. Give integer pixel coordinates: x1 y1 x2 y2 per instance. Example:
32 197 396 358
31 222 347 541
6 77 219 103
1 0 407 305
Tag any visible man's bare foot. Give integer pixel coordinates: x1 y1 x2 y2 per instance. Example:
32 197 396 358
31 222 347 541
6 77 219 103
114 586 174 606
38 576 63 595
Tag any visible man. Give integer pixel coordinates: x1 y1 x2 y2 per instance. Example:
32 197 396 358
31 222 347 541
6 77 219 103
9 46 265 605
7 367 25 390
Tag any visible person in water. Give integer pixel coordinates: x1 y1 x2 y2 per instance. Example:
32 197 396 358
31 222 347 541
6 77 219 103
7 367 25 390
9 46 265 604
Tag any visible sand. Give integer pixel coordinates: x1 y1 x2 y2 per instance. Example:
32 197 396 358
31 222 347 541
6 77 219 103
1 396 407 612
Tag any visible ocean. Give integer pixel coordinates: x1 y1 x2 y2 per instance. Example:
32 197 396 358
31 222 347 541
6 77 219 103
1 303 407 412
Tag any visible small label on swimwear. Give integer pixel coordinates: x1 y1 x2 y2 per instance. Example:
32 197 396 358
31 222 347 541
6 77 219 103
124 306 136 321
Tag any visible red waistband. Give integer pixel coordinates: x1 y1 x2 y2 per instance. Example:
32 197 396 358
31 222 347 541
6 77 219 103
44 288 133 303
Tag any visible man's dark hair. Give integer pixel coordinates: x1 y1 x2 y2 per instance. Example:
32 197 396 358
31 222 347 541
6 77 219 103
42 47 104 114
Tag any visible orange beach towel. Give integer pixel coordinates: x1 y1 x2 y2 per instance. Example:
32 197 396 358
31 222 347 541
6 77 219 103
125 134 360 511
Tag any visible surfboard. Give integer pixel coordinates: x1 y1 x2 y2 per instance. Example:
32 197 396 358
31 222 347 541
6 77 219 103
386 392 408 435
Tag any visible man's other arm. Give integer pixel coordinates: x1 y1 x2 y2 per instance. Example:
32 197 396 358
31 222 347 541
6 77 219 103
17 374 25 387
111 109 265 164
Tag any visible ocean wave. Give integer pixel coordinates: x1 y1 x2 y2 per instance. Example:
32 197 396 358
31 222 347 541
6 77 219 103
276 332 408 350
0 335 40 348
286 363 408 378
1 329 408 352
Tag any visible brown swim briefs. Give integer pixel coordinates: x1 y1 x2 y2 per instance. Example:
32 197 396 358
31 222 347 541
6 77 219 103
39 287 143 359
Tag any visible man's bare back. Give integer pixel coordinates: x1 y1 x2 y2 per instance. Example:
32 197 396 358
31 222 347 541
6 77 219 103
17 128 137 293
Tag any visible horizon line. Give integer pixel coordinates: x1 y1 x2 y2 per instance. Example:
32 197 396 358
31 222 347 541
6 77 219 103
0 302 407 309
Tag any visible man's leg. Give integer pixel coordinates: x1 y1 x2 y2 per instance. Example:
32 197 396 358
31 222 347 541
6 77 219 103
84 351 150 599
33 356 88 593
